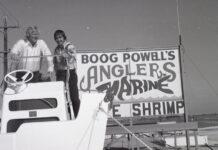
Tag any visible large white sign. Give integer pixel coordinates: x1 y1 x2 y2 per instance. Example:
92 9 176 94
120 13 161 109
77 48 184 116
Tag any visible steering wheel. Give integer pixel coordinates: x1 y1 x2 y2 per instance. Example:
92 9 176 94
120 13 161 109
4 69 34 86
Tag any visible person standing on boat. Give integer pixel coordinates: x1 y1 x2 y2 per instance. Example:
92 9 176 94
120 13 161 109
10 26 54 82
53 29 80 118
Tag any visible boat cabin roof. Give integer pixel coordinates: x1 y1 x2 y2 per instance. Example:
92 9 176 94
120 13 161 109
4 81 66 100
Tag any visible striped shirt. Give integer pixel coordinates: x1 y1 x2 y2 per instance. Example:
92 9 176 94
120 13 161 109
11 39 54 72
53 41 77 70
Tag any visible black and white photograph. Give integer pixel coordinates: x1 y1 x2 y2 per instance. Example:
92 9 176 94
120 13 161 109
0 0 218 149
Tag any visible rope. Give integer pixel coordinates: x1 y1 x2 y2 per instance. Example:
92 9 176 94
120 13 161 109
205 144 214 150
75 119 95 150
10 54 60 59
183 47 218 97
86 109 99 150
75 107 104 150
99 107 153 150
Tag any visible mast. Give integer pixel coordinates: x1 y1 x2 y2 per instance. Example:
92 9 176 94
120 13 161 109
0 16 18 90
176 0 191 149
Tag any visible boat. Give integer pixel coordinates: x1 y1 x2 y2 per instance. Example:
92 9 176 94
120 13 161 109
0 69 111 150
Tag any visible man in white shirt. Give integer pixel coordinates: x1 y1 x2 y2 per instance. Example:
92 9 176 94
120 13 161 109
10 26 54 82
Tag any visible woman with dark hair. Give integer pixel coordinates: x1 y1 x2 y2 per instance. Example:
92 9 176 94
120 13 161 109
53 29 80 118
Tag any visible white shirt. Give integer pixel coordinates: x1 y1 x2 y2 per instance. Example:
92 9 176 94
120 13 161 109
11 39 54 72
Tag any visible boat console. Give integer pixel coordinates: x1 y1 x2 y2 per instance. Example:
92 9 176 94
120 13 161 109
0 69 110 150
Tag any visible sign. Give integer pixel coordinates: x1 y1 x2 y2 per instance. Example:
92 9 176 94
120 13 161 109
77 48 184 116
112 100 184 117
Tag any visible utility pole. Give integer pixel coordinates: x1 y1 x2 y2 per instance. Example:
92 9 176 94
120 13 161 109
0 16 19 90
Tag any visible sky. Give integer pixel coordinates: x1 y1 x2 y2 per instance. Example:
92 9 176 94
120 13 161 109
0 0 218 115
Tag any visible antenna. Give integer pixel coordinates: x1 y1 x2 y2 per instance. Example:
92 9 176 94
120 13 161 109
0 16 19 90
176 0 191 149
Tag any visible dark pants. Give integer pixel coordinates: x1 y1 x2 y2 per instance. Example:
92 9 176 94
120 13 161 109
56 69 80 117
16 71 40 83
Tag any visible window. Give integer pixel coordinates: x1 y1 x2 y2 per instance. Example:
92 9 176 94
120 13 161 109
9 98 57 111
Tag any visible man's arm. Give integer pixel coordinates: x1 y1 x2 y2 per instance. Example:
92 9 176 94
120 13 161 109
9 40 23 71
63 44 77 61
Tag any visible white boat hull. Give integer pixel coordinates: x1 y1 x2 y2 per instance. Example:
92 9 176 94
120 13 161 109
0 93 109 150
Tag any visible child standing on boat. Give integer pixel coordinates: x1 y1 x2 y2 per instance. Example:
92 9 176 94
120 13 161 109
53 29 80 118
